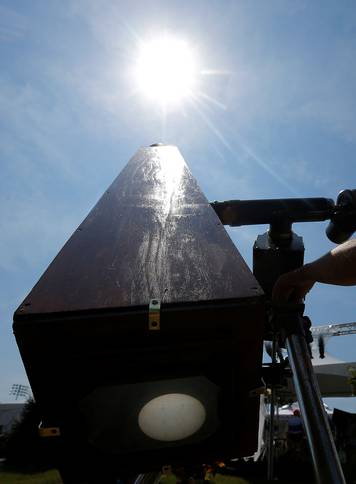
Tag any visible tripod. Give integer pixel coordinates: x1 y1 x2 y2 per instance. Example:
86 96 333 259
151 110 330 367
212 192 356 484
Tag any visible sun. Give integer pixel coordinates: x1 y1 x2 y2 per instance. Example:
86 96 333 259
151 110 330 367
134 35 198 108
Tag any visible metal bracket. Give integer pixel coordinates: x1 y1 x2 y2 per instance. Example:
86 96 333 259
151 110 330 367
249 383 266 398
38 421 60 437
149 299 161 330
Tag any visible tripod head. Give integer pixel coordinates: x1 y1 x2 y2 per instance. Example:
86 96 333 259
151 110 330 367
212 188 356 344
211 189 356 244
211 189 356 298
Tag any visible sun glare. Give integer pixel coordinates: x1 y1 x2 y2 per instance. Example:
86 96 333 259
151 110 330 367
135 36 197 108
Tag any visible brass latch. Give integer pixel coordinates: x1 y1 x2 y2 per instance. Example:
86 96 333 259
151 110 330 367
149 299 161 330
38 421 60 438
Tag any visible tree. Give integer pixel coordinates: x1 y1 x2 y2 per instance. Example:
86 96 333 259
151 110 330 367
4 398 54 472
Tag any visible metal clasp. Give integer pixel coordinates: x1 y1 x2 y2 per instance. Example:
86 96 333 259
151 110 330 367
38 421 60 437
149 299 161 330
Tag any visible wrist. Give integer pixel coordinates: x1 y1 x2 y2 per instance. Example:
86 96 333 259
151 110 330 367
296 263 316 283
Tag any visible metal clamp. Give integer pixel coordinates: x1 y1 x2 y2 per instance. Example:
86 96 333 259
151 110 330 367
249 383 266 398
149 299 161 330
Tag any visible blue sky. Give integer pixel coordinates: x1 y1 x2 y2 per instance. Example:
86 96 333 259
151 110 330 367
1 0 356 412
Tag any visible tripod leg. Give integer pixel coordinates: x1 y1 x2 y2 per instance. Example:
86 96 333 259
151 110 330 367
267 336 277 481
286 331 345 484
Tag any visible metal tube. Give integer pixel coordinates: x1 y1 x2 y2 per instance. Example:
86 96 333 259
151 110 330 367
211 197 335 227
286 332 346 484
267 337 277 480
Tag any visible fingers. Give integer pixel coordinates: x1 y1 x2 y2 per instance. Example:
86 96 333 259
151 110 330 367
272 271 298 303
272 269 315 303
272 280 294 303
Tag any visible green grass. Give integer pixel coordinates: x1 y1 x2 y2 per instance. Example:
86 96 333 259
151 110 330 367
215 474 250 484
0 469 63 484
0 470 312 484
215 473 312 484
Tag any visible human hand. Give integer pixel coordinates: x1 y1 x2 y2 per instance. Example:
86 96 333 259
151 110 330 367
272 266 315 303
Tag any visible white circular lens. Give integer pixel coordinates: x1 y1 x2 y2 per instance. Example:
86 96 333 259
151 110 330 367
138 393 206 441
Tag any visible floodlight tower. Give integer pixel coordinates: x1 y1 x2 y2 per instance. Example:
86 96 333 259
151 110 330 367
10 384 30 400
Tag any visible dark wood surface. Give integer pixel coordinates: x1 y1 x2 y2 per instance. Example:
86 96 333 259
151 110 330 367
15 145 263 316
13 145 265 468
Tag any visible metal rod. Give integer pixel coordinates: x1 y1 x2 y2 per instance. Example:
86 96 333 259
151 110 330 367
286 331 346 484
311 321 356 338
211 197 335 227
267 337 277 481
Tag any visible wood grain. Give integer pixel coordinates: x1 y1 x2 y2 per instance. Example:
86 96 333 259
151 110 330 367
15 145 263 316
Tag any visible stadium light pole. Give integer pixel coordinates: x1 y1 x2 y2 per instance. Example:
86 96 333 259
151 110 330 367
10 384 31 400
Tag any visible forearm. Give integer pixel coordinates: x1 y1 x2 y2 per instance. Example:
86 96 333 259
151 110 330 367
272 239 356 302
302 239 356 286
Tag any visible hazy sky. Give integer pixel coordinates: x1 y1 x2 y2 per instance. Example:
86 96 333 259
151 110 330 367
1 0 356 411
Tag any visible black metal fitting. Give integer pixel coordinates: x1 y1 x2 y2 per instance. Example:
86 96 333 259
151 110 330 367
211 197 335 227
326 189 356 243
262 363 292 387
211 190 356 245
253 232 304 298
270 304 313 348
